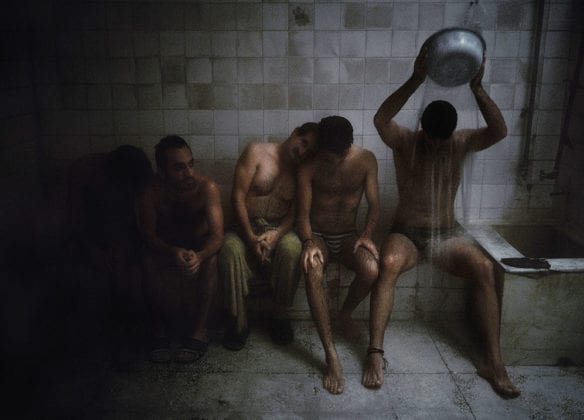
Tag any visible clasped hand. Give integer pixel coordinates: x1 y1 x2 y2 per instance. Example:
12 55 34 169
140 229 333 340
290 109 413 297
174 247 201 274
253 230 279 264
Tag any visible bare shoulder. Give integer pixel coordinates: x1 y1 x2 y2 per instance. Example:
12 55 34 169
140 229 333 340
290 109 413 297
451 129 475 151
240 142 274 164
137 176 162 208
200 176 221 198
352 145 378 166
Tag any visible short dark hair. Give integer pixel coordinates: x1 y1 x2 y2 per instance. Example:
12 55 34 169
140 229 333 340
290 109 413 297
421 100 458 140
317 116 353 155
296 122 319 137
155 135 190 171
106 145 153 190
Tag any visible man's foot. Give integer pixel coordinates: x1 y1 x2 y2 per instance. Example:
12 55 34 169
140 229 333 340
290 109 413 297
477 363 521 399
222 325 249 351
270 318 294 345
362 347 386 389
148 336 171 363
176 337 208 363
333 315 364 341
323 355 345 394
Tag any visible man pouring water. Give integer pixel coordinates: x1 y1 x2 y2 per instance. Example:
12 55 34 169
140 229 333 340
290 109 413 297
364 41 520 399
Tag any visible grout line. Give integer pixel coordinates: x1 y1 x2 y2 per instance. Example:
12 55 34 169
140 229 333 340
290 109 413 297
429 333 476 419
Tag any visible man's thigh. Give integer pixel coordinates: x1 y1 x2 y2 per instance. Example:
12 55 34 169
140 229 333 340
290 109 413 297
431 236 490 279
337 234 378 275
308 235 331 270
380 233 420 274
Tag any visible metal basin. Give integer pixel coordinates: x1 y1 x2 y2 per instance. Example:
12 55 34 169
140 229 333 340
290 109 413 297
423 28 486 87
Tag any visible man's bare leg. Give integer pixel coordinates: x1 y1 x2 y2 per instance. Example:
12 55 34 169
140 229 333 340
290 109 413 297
306 260 344 394
336 247 379 340
191 255 218 342
362 234 418 388
176 255 218 363
433 238 520 398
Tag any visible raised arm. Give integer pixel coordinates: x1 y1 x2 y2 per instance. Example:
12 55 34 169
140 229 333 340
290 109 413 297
196 181 224 262
374 46 428 150
464 57 508 152
231 144 260 245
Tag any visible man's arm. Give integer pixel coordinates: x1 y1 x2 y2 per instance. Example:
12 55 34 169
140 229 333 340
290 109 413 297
297 162 324 272
353 151 380 260
296 163 314 243
360 152 380 239
135 185 176 257
196 181 224 262
231 144 260 245
374 46 428 150
464 58 508 152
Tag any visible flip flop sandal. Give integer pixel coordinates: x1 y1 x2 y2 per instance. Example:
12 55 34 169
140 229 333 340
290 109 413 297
176 338 209 363
149 337 171 363
222 326 249 351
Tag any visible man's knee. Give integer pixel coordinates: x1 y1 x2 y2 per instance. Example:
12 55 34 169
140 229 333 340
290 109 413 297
381 252 408 275
201 254 218 283
304 263 325 286
474 257 495 288
276 232 302 259
354 248 379 285
219 233 246 261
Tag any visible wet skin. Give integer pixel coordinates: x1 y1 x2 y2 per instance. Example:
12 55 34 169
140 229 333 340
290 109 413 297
297 144 381 395
366 47 520 398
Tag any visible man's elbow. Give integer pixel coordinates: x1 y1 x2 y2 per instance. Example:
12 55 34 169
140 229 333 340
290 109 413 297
495 123 508 141
373 112 384 132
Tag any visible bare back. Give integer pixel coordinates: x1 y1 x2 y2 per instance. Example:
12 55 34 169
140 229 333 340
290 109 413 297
308 146 375 233
393 130 468 228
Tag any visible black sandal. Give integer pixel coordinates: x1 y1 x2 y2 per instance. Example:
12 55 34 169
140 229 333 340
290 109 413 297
222 325 249 351
176 338 208 363
149 337 171 363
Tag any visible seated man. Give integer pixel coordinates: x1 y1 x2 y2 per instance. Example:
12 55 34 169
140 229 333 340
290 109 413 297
219 123 318 350
136 135 224 363
66 145 154 338
297 116 380 395
365 47 520 398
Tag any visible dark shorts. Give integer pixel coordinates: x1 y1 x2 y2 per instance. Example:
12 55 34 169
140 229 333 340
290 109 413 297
390 223 466 254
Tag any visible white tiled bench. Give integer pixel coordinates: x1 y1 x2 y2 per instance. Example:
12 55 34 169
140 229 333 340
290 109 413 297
248 262 471 321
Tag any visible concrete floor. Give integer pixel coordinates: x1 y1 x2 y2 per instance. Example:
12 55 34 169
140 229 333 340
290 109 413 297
32 319 584 419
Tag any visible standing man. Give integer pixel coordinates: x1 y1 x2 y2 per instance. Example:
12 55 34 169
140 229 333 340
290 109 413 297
219 123 319 350
136 135 224 363
365 47 520 398
297 115 380 395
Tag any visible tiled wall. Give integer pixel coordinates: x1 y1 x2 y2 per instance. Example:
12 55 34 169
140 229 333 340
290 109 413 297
556 1 584 242
19 0 575 229
0 0 579 316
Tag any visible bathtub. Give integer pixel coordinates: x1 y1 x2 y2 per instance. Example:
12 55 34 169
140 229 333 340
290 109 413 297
469 224 584 366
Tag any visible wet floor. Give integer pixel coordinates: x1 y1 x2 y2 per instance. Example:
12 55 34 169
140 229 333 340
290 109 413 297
24 319 584 419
